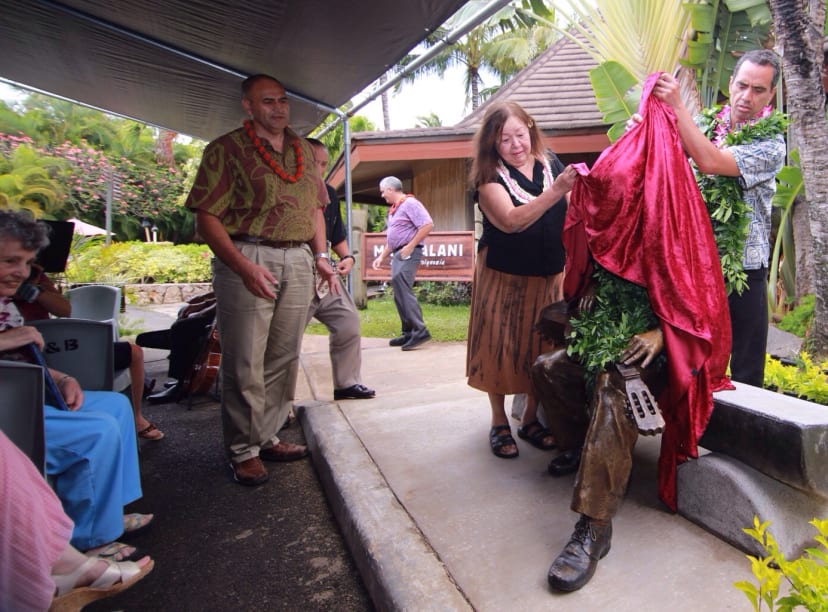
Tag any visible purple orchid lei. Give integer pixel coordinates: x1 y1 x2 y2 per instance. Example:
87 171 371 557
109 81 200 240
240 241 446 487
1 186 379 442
711 104 773 147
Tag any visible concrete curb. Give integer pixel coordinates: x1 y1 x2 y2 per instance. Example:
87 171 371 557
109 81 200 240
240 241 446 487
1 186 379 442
296 401 472 612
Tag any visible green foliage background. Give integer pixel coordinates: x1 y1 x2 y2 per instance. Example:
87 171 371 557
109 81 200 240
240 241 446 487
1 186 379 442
66 240 212 284
0 96 203 243
306 291 469 342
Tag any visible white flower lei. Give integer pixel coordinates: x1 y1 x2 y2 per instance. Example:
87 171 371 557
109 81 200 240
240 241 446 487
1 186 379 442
495 156 553 203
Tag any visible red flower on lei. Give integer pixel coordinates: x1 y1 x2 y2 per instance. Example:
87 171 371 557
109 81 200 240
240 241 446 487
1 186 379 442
243 120 304 183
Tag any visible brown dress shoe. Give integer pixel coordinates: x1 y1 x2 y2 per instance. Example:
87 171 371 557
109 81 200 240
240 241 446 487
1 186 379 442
230 457 269 486
259 441 309 463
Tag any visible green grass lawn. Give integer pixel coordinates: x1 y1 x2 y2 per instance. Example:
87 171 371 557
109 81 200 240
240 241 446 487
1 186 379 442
306 294 469 342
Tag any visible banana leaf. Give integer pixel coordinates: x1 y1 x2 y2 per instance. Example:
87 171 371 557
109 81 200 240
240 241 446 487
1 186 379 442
589 61 641 142
683 0 772 107
768 154 803 314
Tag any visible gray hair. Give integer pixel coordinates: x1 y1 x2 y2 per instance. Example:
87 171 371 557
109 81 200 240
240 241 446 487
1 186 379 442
732 49 781 88
0 209 50 252
379 176 403 192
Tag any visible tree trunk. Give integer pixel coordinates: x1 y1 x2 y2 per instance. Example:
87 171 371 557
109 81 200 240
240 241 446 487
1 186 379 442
470 68 480 110
792 195 814 299
379 73 391 131
768 0 828 357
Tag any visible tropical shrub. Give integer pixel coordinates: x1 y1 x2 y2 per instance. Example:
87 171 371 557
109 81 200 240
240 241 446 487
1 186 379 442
0 135 66 217
413 281 472 305
66 241 211 284
735 516 828 611
777 295 815 339
0 133 195 241
763 352 828 406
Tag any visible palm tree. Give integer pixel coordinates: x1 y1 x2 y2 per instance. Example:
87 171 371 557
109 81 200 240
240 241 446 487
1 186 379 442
538 0 728 140
0 144 66 218
312 114 376 161
393 0 561 113
415 112 443 127
767 0 828 356
378 73 391 131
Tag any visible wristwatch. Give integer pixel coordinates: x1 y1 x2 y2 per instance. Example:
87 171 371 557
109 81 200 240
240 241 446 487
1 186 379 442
314 252 331 262
339 254 355 262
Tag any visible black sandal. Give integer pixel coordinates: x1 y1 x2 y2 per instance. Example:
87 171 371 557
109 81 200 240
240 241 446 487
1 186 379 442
489 424 519 459
517 420 557 451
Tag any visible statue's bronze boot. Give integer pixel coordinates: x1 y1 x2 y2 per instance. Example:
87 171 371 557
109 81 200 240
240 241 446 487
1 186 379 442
548 515 612 592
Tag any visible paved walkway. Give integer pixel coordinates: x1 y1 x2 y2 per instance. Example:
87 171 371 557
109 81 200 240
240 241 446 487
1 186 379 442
125 302 759 611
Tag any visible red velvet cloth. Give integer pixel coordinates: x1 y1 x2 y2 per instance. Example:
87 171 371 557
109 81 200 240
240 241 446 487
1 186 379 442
564 72 734 511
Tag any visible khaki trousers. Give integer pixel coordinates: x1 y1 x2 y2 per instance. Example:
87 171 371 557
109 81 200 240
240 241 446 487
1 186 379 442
532 348 665 521
286 285 364 397
306 288 363 389
212 243 314 463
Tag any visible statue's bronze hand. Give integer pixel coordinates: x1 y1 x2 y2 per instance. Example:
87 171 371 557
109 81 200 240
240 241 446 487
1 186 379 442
620 328 663 368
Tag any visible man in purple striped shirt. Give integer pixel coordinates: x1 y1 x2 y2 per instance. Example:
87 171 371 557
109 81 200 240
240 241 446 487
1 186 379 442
371 176 433 351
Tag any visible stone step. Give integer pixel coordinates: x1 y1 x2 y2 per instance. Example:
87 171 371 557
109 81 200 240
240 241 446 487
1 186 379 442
677 453 828 558
700 382 828 498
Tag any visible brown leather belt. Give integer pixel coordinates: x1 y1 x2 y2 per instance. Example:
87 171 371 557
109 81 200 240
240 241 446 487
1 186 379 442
231 234 306 249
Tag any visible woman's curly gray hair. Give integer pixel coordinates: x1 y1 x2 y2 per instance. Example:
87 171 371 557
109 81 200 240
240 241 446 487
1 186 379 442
0 209 50 252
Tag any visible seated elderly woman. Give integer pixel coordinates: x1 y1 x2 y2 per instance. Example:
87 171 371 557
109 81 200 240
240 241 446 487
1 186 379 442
13 263 164 440
0 429 154 611
0 209 151 559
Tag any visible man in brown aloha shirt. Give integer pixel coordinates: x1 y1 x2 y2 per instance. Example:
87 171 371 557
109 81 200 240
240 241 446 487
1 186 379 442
186 74 337 486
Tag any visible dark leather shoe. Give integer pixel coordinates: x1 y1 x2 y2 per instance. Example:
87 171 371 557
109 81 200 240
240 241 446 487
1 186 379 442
401 330 431 351
547 448 581 476
146 381 183 404
334 384 376 400
230 457 269 486
389 334 411 347
548 515 612 592
259 441 309 463
142 377 156 398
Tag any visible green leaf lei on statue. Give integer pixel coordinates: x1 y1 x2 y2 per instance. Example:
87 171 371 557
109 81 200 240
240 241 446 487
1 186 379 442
695 104 789 295
566 265 660 379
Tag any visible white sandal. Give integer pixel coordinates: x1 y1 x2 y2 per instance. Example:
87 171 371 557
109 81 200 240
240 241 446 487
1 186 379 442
50 556 154 612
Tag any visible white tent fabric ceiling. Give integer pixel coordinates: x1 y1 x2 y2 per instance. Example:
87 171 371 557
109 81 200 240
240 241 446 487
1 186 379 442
0 0 469 141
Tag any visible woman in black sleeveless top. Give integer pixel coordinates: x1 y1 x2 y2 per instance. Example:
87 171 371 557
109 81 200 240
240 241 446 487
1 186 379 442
467 101 577 459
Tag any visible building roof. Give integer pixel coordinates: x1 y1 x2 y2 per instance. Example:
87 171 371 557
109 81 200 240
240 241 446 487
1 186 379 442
328 32 608 197
456 31 602 131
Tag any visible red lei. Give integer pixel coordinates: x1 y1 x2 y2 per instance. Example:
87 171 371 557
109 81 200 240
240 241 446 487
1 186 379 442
243 120 304 183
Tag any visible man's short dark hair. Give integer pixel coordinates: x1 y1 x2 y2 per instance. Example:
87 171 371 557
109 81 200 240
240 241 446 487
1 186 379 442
306 137 324 149
732 49 781 88
241 74 283 97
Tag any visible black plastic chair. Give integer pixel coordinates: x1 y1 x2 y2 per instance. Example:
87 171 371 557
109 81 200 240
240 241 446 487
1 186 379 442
0 359 46 473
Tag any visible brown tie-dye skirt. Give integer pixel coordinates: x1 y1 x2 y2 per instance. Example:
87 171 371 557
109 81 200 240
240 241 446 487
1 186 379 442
466 248 564 395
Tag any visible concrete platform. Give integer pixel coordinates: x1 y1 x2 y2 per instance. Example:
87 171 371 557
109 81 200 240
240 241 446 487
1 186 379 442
125 302 760 610
295 335 755 610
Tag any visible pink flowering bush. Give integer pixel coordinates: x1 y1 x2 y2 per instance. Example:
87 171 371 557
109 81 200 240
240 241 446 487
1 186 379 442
1 133 192 242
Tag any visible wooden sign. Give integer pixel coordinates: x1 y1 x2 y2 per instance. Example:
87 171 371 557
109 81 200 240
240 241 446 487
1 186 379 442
362 231 475 282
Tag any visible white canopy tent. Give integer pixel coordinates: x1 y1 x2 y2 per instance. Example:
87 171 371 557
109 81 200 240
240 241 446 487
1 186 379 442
0 0 511 264
0 0 477 140
67 217 108 236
